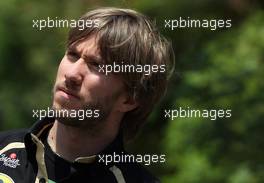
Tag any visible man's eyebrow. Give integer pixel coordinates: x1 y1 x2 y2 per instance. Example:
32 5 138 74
67 46 78 53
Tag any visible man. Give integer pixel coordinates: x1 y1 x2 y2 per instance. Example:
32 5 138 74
0 7 174 183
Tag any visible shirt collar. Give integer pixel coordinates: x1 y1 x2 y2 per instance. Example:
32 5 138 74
24 117 124 163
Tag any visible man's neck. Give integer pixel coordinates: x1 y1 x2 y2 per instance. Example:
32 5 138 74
47 119 119 162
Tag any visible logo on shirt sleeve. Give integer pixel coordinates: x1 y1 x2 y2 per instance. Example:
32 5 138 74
0 153 20 168
0 173 15 183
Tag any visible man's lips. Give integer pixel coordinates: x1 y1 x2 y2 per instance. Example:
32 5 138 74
57 87 80 100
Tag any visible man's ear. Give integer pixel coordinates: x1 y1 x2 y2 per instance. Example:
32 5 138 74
118 94 139 113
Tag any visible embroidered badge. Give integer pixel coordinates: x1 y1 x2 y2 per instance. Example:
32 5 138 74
0 153 20 168
0 173 15 183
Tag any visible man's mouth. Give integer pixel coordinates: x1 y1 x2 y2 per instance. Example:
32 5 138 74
57 87 80 100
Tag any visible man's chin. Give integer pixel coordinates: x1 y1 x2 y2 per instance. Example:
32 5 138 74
52 102 82 111
56 117 83 128
56 115 102 130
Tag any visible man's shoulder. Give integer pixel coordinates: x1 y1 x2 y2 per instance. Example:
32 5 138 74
0 129 27 146
116 162 161 183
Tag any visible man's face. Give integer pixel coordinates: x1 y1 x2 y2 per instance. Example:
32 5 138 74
52 36 126 127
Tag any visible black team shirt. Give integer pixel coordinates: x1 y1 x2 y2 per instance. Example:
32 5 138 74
0 117 160 183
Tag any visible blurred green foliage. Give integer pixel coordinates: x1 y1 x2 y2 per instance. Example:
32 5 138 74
0 0 263 182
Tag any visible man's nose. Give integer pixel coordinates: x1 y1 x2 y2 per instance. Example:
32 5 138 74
64 59 84 87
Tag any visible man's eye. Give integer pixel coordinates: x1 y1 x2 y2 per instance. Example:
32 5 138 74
89 62 101 69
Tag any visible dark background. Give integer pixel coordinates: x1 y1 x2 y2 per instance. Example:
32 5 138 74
0 0 263 182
